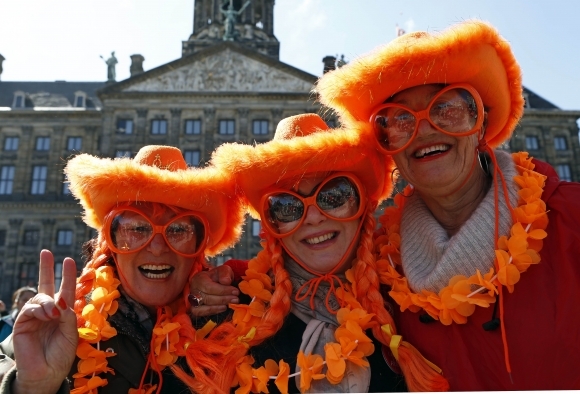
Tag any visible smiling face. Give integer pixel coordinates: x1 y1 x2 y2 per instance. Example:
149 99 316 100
389 84 482 197
112 204 196 309
279 175 361 274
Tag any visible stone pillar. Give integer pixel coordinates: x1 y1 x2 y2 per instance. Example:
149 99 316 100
238 107 249 139
136 109 149 146
203 108 216 162
271 108 283 130
170 108 182 146
41 218 56 249
130 55 145 77
6 218 23 294
264 0 274 35
99 108 114 156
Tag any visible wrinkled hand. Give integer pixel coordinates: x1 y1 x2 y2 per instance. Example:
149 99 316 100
12 250 78 394
189 265 239 317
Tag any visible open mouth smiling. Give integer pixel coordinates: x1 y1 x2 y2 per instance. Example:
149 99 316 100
138 264 174 279
414 144 451 159
303 232 337 245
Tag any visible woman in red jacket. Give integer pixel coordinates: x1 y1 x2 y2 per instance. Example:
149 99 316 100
315 20 580 390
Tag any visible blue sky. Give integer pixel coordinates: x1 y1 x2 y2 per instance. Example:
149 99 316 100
1 0 579 110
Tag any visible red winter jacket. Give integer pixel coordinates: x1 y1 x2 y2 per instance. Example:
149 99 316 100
394 159 580 390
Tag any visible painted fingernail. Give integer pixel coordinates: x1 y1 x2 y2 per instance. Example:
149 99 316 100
52 307 61 317
57 297 67 310
232 289 240 296
231 298 239 304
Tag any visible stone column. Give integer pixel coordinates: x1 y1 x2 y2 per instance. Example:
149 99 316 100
170 108 182 146
100 108 114 156
41 218 56 249
136 109 149 146
203 108 216 162
238 107 249 139
271 108 283 130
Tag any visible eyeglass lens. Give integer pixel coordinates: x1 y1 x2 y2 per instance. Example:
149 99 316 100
266 177 360 234
374 87 479 151
110 210 204 255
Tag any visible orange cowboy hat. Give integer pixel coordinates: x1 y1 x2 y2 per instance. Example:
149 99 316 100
211 113 394 218
315 20 524 148
64 145 244 256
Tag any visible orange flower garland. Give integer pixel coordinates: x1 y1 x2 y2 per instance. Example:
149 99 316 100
71 264 216 394
230 250 377 394
374 152 548 325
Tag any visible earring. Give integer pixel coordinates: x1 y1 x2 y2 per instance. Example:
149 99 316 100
477 152 491 177
391 168 414 197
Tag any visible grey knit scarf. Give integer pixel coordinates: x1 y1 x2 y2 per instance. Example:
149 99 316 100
285 259 371 393
400 150 519 293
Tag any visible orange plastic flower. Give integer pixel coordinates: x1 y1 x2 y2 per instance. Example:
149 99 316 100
274 360 290 394
324 342 345 385
496 250 521 293
128 384 157 394
239 278 272 302
297 352 325 392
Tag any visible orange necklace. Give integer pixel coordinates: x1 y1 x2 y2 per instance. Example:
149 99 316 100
373 152 548 325
71 265 215 394
230 249 376 394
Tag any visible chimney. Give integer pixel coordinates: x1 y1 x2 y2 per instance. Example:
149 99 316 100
0 54 5 81
130 54 145 77
322 55 336 74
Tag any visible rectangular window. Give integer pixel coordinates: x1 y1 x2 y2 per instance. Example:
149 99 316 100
252 120 269 135
554 136 568 151
31 165 47 195
219 120 235 135
184 150 201 167
54 260 63 291
74 96 85 108
0 230 6 246
57 230 73 246
14 95 24 108
35 137 50 151
525 136 539 150
23 230 39 246
62 175 71 195
116 119 134 134
115 150 132 158
4 137 19 151
184 119 202 135
0 166 15 195
252 220 261 237
151 119 168 135
19 262 38 288
67 137 82 151
556 164 572 182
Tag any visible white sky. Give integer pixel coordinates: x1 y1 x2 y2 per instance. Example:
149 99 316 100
1 0 579 110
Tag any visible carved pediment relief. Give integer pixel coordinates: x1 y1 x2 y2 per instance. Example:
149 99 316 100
124 49 313 93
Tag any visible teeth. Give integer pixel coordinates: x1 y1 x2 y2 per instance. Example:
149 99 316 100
140 264 171 271
305 232 335 245
139 265 173 279
415 144 449 158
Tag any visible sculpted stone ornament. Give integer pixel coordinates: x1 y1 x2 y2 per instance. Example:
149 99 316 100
221 0 251 41
125 49 313 93
100 51 118 82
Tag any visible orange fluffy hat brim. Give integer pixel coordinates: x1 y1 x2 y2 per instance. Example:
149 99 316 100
64 154 245 257
315 20 524 149
211 123 394 219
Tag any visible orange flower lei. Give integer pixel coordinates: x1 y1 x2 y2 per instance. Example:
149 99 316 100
374 152 548 325
230 251 377 394
71 265 215 394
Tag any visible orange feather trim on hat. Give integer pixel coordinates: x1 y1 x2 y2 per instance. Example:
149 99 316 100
211 114 394 218
65 145 245 256
315 20 524 148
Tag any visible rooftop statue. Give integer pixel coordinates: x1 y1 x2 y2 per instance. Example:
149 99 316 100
100 51 118 82
221 0 251 41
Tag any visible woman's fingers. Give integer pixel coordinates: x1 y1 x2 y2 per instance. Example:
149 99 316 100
16 294 60 324
56 257 77 311
38 250 56 298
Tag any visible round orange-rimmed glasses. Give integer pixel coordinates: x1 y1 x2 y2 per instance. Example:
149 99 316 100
260 172 366 238
369 83 485 154
103 206 209 257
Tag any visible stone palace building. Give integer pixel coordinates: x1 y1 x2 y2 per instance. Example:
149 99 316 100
0 0 579 302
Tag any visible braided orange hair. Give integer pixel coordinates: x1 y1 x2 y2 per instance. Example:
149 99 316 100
352 204 450 391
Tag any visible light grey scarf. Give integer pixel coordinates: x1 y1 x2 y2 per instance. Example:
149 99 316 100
285 259 371 393
400 150 519 293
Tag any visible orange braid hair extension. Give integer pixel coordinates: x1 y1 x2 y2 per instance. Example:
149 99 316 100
352 205 449 391
250 232 293 345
